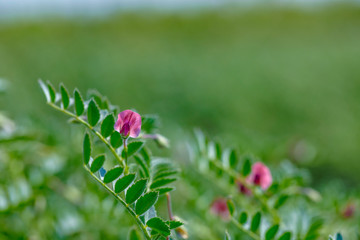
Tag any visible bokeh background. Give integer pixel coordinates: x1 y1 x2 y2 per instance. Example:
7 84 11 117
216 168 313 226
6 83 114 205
0 1 359 239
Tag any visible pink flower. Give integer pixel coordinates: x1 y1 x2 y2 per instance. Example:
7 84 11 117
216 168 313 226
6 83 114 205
247 162 272 190
114 110 141 138
342 203 355 219
210 198 230 221
236 182 252 195
237 162 272 194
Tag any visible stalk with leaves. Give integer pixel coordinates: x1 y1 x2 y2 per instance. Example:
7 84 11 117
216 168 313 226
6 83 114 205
39 80 184 240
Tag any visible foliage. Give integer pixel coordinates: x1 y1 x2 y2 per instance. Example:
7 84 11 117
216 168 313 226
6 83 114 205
0 77 358 239
39 80 182 240
182 129 359 239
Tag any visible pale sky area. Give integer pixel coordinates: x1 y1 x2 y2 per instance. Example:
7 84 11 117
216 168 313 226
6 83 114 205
0 0 358 20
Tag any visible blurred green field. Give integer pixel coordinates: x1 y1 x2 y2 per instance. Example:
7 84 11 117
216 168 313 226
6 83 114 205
1 5 360 185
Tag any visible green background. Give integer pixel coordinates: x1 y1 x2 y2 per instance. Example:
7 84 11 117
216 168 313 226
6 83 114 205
1 5 360 184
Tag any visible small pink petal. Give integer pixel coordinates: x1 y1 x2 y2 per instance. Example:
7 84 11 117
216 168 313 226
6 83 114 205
247 162 272 190
120 123 130 137
210 198 230 221
236 181 252 195
114 110 142 138
342 203 355 219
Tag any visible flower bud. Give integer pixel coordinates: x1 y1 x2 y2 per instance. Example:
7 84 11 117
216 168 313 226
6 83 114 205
210 198 230 221
114 110 141 138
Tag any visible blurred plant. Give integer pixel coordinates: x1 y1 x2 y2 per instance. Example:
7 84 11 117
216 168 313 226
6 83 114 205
210 198 230 221
0 87 162 239
341 202 355 219
39 80 183 240
185 129 360 240
33 80 359 240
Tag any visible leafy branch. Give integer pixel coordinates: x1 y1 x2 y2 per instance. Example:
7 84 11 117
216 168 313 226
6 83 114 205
191 129 279 222
189 131 281 239
209 158 280 222
189 130 323 240
226 198 291 240
39 80 183 240
39 80 126 169
83 164 151 240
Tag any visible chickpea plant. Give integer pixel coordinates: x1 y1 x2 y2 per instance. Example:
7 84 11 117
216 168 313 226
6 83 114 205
39 80 183 240
37 80 355 240
186 130 351 240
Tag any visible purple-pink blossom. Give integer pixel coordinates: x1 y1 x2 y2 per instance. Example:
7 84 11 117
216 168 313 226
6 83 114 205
114 110 141 138
342 203 355 219
210 198 230 221
236 182 252 195
247 162 272 190
237 162 272 194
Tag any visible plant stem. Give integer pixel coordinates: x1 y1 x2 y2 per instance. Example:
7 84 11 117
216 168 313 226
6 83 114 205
123 138 128 174
48 102 125 168
230 218 261 240
166 193 173 220
165 193 174 240
83 165 151 240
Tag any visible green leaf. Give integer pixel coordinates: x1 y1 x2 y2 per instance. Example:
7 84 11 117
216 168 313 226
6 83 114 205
225 231 231 240
278 232 291 240
141 115 159 133
60 84 70 109
90 154 105 173
87 99 100 127
126 179 147 204
146 217 170 236
226 199 235 216
154 170 178 181
47 81 56 103
128 227 142 240
134 155 150 178
122 141 144 158
101 114 115 138
304 218 323 240
135 191 159 215
157 187 174 195
215 142 222 160
103 97 110 110
115 174 136 193
267 183 280 195
150 178 176 190
83 132 91 165
274 194 289 209
153 165 175 177
265 224 279 240
242 157 251 176
87 89 104 109
229 150 238 169
152 161 173 174
250 212 261 233
168 220 183 229
110 131 122 148
38 79 51 102
74 89 84 116
140 147 151 165
239 212 248 224
103 166 124 183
